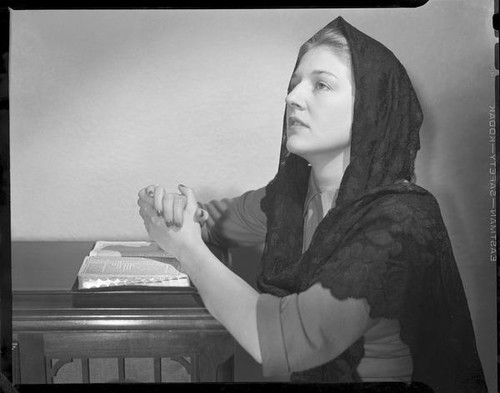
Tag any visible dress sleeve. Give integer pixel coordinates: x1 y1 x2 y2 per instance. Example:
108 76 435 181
200 187 267 248
256 282 377 377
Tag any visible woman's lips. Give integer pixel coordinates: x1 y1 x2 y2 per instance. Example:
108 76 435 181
288 117 308 128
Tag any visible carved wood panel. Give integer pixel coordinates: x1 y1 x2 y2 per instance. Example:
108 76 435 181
45 355 196 383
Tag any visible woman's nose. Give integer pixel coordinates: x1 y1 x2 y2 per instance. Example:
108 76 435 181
285 84 306 109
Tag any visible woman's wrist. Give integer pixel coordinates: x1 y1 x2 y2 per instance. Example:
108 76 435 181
177 238 209 270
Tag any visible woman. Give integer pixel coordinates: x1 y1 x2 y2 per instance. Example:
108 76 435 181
137 17 487 392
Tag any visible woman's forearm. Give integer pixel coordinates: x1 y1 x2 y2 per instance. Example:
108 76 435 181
178 242 262 364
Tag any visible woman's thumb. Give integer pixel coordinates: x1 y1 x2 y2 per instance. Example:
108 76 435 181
178 184 197 211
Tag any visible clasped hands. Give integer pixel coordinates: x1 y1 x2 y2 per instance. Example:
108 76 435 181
137 184 208 260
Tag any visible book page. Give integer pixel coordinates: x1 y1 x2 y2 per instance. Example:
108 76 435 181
79 256 187 279
89 241 175 258
79 278 190 289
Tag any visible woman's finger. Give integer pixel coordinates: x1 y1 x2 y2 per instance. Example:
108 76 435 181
146 184 158 198
137 197 148 210
162 193 175 227
196 208 209 226
138 188 154 205
138 199 155 217
178 185 199 222
172 194 187 227
153 186 165 215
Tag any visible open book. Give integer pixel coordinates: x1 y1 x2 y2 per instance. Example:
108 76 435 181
77 241 190 289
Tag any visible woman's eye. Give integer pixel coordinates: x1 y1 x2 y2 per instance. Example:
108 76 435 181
315 81 331 91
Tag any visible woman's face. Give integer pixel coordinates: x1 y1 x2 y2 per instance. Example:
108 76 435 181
285 45 354 162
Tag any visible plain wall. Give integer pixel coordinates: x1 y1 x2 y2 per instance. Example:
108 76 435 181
10 2 496 390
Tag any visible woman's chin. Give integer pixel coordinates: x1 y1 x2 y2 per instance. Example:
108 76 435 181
286 139 313 159
286 137 304 153
286 141 302 157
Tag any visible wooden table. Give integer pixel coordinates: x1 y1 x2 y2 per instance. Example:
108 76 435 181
11 242 235 384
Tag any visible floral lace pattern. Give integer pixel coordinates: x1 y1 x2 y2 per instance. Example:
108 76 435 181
257 17 487 393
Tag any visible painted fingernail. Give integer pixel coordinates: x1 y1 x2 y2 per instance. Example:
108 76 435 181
179 184 186 187
166 221 172 228
148 191 154 197
156 210 162 216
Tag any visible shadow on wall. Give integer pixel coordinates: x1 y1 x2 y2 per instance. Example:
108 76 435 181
229 246 290 382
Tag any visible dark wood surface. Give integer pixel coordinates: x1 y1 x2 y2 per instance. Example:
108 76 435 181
11 241 235 384
12 241 96 291
13 290 222 331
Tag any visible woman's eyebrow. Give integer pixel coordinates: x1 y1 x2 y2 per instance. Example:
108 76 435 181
290 70 339 83
312 70 339 80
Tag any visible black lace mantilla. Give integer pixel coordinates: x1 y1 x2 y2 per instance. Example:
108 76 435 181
257 17 487 393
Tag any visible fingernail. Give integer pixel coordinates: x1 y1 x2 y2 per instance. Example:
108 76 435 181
148 191 154 197
179 184 186 188
156 210 162 216
166 221 172 228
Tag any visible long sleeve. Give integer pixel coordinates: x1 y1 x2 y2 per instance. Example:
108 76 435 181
201 187 267 248
256 180 373 376
256 282 377 376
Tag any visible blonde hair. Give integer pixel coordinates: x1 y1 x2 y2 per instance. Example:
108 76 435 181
298 26 352 69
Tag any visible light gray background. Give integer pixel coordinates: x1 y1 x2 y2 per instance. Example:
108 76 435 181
10 2 496 389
